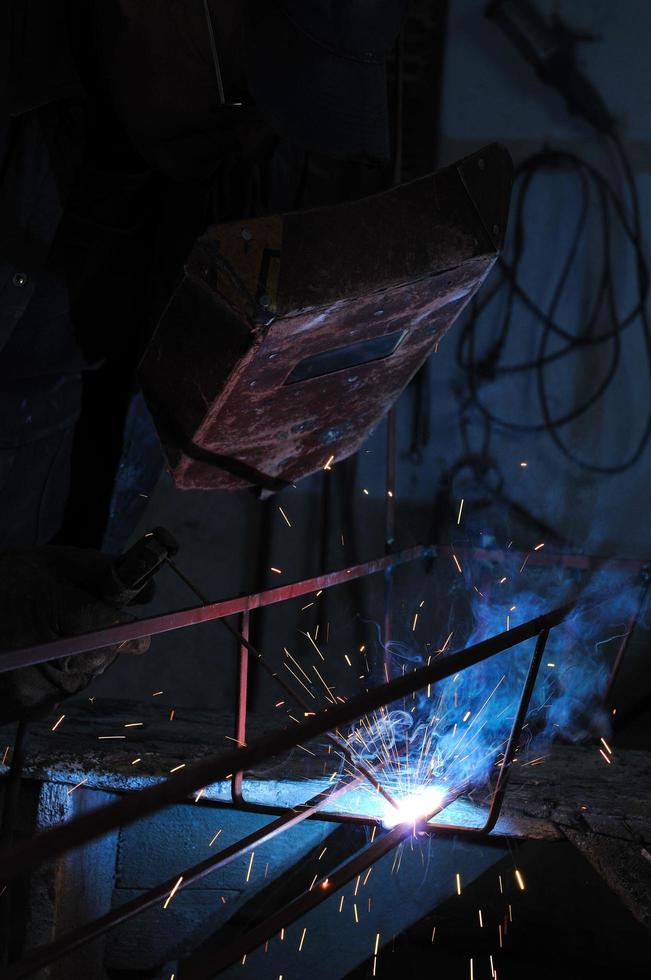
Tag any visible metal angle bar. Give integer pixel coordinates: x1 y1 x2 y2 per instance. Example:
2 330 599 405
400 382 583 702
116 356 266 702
0 602 573 884
0 545 435 673
180 788 463 979
6 779 360 980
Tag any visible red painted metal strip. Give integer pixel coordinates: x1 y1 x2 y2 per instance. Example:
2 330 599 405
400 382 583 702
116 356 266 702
0 545 435 673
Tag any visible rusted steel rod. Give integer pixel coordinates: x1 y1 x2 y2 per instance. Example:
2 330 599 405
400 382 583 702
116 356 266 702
231 608 249 806
0 600 573 884
6 779 359 980
0 545 436 673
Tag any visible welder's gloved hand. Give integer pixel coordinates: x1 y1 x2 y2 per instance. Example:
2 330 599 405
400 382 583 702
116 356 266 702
0 548 151 723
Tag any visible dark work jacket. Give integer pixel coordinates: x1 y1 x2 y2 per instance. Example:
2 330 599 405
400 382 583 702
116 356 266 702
0 0 304 548
0 0 158 448
0 0 245 454
0 0 161 547
0 0 86 447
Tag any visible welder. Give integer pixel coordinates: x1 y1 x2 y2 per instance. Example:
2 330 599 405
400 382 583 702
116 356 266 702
0 0 407 720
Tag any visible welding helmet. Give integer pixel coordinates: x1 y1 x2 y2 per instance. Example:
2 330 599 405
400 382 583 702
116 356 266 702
139 144 513 493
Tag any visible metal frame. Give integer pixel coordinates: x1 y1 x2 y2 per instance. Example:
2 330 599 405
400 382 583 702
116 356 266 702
1 543 644 675
1 544 648 978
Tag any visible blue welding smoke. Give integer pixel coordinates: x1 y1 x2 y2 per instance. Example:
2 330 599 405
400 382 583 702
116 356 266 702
349 556 646 818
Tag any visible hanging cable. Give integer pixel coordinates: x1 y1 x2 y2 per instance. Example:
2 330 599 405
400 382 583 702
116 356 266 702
455 141 650 475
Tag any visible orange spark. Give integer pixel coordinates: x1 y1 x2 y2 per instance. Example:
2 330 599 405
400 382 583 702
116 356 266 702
163 876 183 909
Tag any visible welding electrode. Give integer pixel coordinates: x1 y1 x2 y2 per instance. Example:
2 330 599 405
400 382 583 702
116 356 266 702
100 527 179 607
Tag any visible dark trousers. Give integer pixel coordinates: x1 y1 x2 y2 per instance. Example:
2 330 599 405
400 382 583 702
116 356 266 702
0 424 76 550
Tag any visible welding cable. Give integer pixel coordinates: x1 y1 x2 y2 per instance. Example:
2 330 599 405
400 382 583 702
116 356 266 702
459 152 645 427
456 140 651 475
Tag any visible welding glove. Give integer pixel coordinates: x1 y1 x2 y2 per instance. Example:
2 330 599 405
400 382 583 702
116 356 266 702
0 547 151 723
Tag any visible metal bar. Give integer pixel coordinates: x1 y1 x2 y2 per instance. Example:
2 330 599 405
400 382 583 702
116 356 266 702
382 24 402 668
6 779 359 980
166 560 401 812
206 796 383 827
231 609 249 805
414 629 549 840
0 600 573 884
201 0 226 104
444 545 649 574
181 787 462 979
0 722 29 847
2 544 644 673
385 413 397 548
604 574 650 706
381 21 403 672
474 627 548 834
0 545 435 673
383 408 397 679
198 793 526 835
